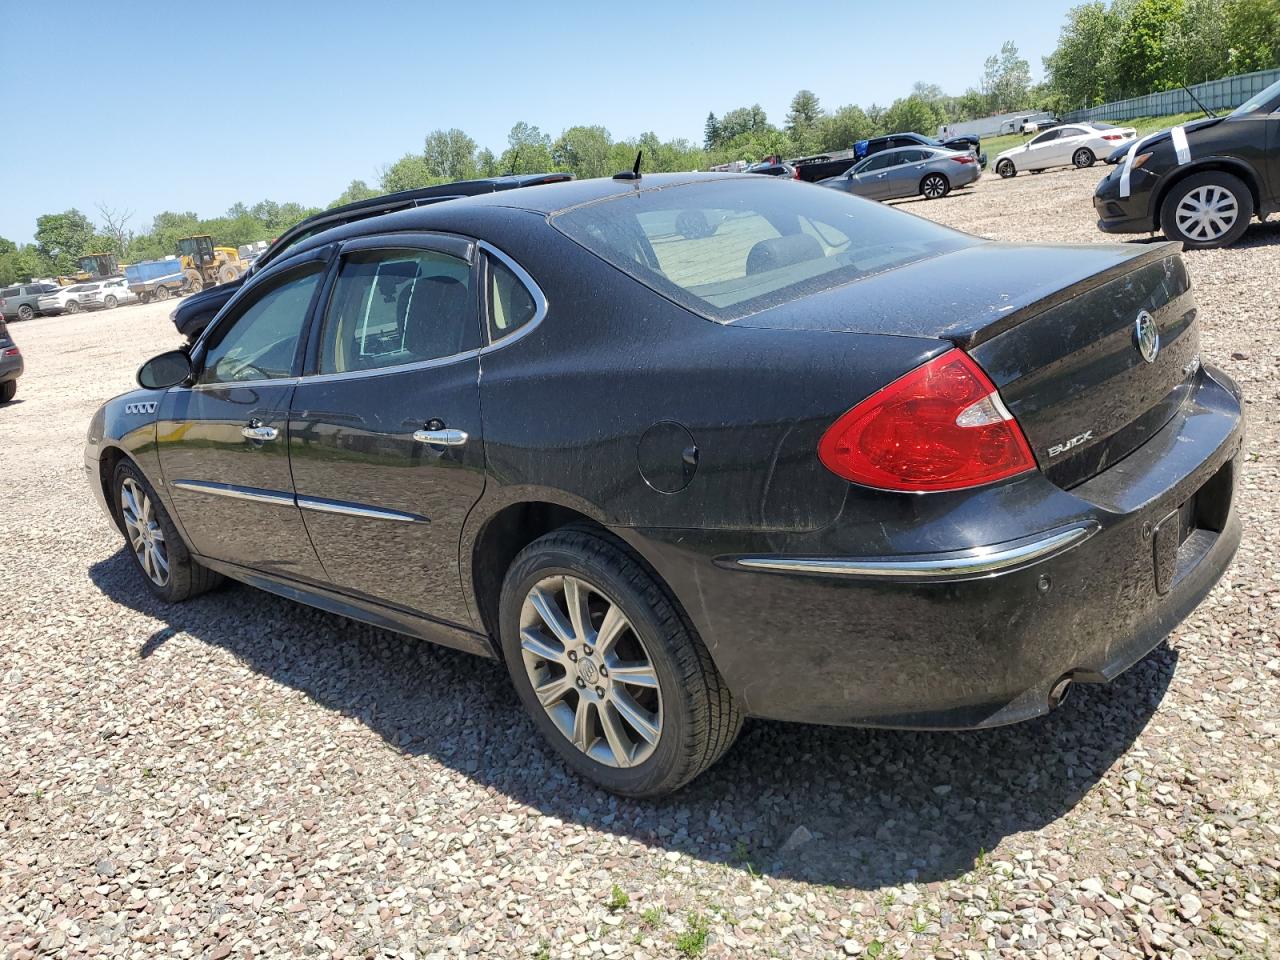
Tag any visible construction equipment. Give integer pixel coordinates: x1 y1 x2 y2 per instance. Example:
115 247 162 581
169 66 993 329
176 236 245 292
57 253 120 286
125 258 188 304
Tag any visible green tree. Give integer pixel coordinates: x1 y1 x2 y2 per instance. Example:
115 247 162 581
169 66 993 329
816 105 875 150
1224 0 1280 72
34 210 97 273
551 125 615 179
1111 0 1188 96
475 148 499 177
881 95 944 135
499 122 553 174
379 153 438 193
423 128 478 181
703 112 721 149
328 179 380 209
982 41 1034 112
785 89 824 148
1043 2 1116 109
717 105 770 141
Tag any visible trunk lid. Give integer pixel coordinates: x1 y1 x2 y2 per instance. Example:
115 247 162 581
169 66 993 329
738 241 1199 488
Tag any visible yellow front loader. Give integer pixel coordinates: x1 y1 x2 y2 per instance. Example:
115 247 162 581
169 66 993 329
176 236 245 292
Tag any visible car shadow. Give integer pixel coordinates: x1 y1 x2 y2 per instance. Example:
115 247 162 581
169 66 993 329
89 548 1172 890
1123 216 1280 248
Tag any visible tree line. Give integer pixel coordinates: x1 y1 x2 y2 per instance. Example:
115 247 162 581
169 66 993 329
1043 0 1279 112
2 0 1275 287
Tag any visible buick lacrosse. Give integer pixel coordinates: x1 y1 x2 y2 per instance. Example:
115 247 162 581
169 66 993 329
86 173 1242 796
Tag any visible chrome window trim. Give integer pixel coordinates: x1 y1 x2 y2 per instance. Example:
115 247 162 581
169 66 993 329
188 376 300 391
297 495 426 524
171 479 296 506
300 349 481 385
730 523 1098 580
477 239 548 351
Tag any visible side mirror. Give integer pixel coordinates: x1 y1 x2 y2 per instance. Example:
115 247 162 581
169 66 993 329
137 349 192 390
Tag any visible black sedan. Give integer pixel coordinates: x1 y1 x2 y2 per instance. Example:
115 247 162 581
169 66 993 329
87 173 1243 796
1095 77 1280 248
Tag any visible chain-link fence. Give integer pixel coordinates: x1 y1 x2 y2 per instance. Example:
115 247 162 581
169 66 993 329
1063 68 1280 123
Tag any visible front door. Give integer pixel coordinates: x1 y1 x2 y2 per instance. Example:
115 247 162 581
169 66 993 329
158 256 329 582
287 235 486 626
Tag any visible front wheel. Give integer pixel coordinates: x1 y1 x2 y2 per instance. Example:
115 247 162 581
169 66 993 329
921 173 950 199
112 460 221 602
103 295 118 309
154 285 171 302
499 525 742 797
1159 171 1254 249
996 159 1016 179
1073 148 1095 168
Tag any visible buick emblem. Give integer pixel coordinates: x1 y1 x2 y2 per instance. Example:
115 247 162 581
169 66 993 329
1135 311 1159 363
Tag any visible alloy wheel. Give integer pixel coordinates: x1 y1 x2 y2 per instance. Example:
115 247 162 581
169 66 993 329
519 575 662 768
120 477 169 586
1073 149 1093 168
922 175 947 199
1175 185 1238 242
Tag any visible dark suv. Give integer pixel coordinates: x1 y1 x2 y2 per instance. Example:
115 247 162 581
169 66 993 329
1 282 60 321
170 173 573 340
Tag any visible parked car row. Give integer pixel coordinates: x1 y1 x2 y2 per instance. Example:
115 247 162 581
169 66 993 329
820 146 981 201
1 277 140 320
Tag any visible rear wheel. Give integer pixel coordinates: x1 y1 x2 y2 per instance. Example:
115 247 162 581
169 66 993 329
1159 171 1253 249
16 304 33 321
217 264 239 284
996 159 1016 179
1072 147 1095 168
112 460 221 602
154 285 171 302
0 380 15 403
499 525 742 797
65 299 80 314
921 173 950 199
103 295 118 309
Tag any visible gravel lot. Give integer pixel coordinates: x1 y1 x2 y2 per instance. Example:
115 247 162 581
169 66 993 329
2 165 1277 960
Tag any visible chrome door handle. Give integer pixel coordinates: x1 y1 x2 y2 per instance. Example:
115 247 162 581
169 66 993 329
241 422 279 441
413 428 468 446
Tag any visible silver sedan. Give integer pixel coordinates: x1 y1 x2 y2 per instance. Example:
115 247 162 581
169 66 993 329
819 146 981 201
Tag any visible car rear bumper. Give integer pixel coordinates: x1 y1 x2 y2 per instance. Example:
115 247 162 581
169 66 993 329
619 365 1244 729
0 354 22 382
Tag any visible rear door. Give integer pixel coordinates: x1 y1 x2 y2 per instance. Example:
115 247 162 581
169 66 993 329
157 250 330 582
884 149 929 198
287 233 486 626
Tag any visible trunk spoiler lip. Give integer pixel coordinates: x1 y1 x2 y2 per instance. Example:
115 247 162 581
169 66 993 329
950 239 1184 351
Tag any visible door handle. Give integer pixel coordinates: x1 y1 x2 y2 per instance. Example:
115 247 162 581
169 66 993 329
241 420 279 442
413 428 468 447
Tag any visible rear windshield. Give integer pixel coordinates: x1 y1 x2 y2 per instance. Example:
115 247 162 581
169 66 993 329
550 178 974 322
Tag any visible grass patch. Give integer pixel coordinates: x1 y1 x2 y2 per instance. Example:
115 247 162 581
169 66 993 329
607 884 629 912
675 912 710 957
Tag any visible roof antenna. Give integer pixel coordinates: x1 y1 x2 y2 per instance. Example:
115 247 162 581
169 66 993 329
1182 85 1216 118
507 147 520 176
613 150 643 181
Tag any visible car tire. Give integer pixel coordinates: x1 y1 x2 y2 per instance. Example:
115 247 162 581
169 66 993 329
104 295 118 309
65 300 80 314
996 159 1016 179
0 380 15 403
1073 148 1095 168
1159 171 1254 250
154 285 171 302
112 460 222 603
498 524 743 797
921 173 950 199
217 264 239 284
16 304 33 321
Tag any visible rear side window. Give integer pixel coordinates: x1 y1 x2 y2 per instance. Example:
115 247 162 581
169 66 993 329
1 288 18 298
318 248 476 375
486 255 538 341
552 178 973 322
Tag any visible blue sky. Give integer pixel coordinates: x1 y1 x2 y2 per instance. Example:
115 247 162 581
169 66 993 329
0 0 1075 243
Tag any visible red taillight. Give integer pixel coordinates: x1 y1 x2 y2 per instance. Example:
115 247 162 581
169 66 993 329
2 347 18 357
950 155 975 164
1102 134 1123 141
818 349 1036 492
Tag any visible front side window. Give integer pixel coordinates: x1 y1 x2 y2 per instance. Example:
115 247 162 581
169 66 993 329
1031 130 1060 145
487 255 538 341
318 248 475 375
198 266 322 385
553 178 974 322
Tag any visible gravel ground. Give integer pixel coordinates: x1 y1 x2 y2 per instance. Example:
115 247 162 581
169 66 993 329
2 166 1278 960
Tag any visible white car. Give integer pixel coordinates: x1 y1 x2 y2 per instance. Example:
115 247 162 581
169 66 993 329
35 283 103 316
98 277 137 309
995 123 1138 178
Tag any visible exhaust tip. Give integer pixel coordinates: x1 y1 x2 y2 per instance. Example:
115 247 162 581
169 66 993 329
1048 676 1074 710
